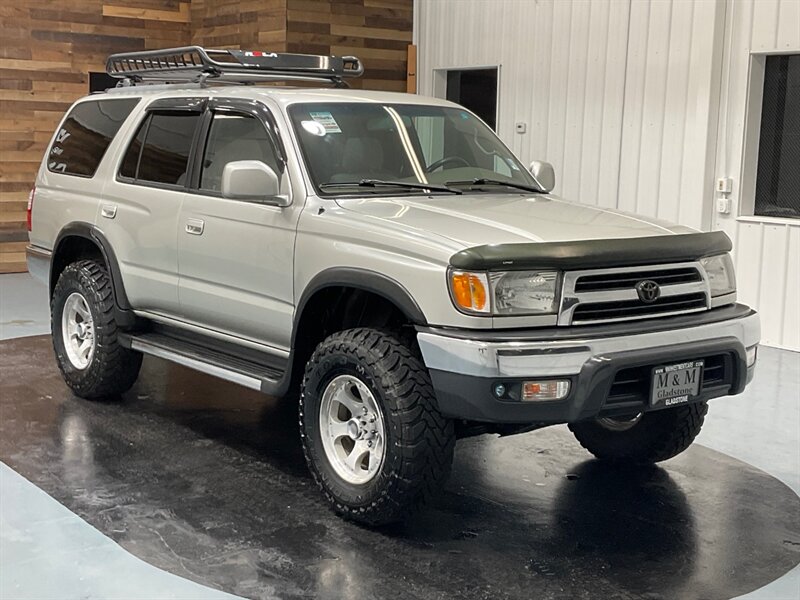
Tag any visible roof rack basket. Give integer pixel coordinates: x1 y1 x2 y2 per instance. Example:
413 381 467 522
106 46 364 88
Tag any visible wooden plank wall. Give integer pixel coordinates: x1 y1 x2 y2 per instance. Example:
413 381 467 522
191 0 288 50
286 0 412 92
0 0 412 273
0 1 190 273
192 0 413 91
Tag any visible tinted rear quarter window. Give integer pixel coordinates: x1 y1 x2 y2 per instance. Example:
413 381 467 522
48 98 139 177
120 112 199 186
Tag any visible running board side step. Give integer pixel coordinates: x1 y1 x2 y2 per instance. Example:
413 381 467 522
125 332 287 395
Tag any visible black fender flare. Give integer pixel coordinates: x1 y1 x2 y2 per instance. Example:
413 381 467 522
293 267 428 337
268 268 428 398
52 222 135 327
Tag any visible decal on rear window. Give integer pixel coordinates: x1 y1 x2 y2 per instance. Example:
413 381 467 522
47 98 140 177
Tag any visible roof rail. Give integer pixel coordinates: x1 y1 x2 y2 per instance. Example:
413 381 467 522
105 46 364 88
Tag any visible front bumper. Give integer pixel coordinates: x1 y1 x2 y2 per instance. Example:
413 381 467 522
417 304 760 424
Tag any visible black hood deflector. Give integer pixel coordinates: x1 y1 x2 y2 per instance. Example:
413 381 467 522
449 231 732 271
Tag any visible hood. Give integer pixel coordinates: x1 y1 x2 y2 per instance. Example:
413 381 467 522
334 193 696 247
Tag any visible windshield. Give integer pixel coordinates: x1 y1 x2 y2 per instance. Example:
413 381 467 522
288 102 541 194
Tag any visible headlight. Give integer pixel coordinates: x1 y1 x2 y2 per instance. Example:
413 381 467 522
449 269 559 315
491 270 559 314
700 253 736 297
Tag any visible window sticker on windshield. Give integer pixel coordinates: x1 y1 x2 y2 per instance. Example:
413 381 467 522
309 111 342 133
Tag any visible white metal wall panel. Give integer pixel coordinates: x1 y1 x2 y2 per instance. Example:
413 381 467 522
713 0 800 349
617 0 725 229
785 228 800 349
417 0 630 207
615 0 652 218
594 0 631 210
679 0 727 229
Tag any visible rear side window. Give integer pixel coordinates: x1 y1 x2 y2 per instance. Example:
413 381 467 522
120 111 200 187
48 98 139 177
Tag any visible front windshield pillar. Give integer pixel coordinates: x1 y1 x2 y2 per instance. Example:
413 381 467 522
385 106 429 184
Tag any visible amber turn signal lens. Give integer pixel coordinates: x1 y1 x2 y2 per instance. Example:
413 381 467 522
450 271 489 314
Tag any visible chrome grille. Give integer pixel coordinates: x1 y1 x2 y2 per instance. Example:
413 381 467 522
574 267 701 292
559 262 710 325
571 292 707 322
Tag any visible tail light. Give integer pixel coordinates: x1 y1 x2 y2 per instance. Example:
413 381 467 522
27 186 35 231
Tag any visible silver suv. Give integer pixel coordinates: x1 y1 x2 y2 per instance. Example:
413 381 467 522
26 47 760 525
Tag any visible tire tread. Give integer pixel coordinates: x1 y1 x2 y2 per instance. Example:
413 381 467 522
300 328 455 525
51 259 141 399
569 402 708 464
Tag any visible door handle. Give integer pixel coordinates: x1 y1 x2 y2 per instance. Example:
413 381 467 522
185 219 204 235
101 204 117 219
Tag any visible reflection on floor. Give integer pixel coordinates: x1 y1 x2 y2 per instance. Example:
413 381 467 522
1 333 798 600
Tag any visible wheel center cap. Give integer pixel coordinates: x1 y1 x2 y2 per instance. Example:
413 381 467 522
346 419 361 440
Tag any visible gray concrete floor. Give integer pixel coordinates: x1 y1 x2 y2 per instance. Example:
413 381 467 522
0 273 50 341
1 272 798 599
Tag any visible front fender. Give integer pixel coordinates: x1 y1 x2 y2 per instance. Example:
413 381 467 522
297 267 427 325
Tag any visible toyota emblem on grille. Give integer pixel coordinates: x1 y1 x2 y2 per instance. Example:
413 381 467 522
635 280 661 303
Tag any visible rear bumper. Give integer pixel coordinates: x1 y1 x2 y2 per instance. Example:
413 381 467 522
26 245 51 286
417 305 760 424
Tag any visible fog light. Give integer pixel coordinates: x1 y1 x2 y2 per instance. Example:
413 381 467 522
522 380 570 402
746 345 758 367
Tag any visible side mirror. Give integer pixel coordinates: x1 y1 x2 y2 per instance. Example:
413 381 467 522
529 160 556 193
221 160 289 206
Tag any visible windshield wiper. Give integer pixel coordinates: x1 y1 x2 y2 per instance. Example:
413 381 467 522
320 179 462 194
446 178 543 193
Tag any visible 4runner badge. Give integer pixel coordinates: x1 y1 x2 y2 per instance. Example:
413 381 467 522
636 280 661 304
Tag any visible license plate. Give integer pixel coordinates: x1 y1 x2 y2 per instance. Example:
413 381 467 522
650 360 704 408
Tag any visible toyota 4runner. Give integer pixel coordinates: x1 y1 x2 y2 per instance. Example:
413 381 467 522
26 47 760 525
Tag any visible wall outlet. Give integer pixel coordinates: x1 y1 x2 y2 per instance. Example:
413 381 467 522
716 177 732 194
515 122 527 134
716 197 731 214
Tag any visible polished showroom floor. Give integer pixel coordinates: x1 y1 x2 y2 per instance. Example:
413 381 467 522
1 273 798 600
